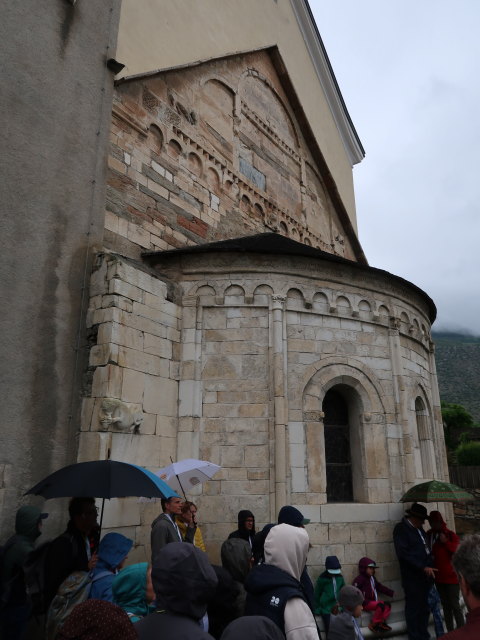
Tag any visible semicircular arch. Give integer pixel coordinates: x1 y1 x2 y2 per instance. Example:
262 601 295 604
238 68 300 147
299 356 390 416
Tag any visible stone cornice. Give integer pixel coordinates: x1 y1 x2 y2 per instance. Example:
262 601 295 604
290 0 365 166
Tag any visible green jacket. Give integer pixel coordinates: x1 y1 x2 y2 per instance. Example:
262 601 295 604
314 571 345 615
112 562 154 623
1 506 43 604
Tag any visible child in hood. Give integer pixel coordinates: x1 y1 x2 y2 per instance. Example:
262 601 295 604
89 532 133 602
314 556 346 633
228 510 256 548
352 557 394 633
112 562 155 622
328 585 364 640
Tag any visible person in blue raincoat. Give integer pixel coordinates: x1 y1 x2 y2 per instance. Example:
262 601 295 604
89 532 133 602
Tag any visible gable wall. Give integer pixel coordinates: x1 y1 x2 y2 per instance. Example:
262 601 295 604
115 0 360 232
106 51 357 262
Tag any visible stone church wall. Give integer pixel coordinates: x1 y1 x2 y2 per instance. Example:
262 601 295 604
78 253 181 563
104 49 362 265
75 44 449 586
78 248 450 582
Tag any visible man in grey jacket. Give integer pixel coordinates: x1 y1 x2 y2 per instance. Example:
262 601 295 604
151 496 183 564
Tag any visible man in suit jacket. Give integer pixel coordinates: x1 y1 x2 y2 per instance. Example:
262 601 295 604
151 496 183 564
393 502 437 640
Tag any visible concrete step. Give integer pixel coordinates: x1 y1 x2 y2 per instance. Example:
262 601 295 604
316 598 455 640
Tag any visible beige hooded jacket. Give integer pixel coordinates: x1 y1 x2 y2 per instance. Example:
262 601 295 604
264 523 319 640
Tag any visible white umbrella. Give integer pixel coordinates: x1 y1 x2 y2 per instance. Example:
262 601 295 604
156 458 221 499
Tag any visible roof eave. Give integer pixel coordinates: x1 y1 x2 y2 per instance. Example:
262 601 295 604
293 0 365 165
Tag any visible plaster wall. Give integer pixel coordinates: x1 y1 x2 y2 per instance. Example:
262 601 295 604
116 0 361 228
0 0 121 538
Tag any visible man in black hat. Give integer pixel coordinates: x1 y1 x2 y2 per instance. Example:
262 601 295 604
393 502 437 640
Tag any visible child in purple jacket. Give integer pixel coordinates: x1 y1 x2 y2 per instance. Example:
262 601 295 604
352 557 394 633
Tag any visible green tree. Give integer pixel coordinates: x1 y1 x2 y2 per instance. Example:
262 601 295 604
441 402 474 450
456 442 480 466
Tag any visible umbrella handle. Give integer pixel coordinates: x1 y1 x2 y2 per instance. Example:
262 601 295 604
176 474 187 501
169 456 187 501
99 498 105 542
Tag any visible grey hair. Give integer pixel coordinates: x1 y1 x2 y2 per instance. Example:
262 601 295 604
452 534 480 598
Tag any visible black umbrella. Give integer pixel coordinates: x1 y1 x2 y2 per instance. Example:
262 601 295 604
25 459 178 531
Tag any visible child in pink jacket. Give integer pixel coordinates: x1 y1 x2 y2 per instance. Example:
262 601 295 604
352 557 394 633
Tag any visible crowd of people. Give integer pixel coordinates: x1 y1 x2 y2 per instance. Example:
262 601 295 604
0 496 478 640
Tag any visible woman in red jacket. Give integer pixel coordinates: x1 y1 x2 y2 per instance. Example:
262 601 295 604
426 511 465 632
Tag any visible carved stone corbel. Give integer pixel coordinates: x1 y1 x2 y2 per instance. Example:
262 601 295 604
99 398 143 433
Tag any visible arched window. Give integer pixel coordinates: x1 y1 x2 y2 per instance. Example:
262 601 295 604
416 397 434 479
323 388 353 502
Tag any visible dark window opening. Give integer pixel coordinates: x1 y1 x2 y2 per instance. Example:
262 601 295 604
323 388 353 502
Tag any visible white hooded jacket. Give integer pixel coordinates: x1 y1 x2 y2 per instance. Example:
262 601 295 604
263 524 319 640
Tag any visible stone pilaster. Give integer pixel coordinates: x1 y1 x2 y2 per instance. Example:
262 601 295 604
272 294 287 514
388 318 415 484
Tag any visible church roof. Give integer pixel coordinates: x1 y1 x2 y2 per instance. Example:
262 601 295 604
143 233 436 322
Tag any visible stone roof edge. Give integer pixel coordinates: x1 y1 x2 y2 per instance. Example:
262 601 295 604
114 45 276 86
142 233 436 323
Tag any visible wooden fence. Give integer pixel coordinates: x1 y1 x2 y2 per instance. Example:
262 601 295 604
449 466 480 489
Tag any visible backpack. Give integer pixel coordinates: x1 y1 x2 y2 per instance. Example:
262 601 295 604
23 540 54 615
0 536 24 610
45 569 111 640
24 531 82 616
0 536 17 611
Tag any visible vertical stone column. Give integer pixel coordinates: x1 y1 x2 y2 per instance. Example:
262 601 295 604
177 296 202 460
272 295 287 513
428 340 450 482
388 318 415 484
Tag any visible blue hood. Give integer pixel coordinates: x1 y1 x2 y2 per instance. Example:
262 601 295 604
96 532 133 571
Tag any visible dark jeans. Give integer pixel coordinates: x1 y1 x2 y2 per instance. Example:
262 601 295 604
428 585 445 637
321 613 330 633
0 603 30 640
404 581 431 640
436 583 465 632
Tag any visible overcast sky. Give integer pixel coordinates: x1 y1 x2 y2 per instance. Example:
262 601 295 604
310 1 480 335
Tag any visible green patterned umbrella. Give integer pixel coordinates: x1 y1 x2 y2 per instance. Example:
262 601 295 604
400 480 474 503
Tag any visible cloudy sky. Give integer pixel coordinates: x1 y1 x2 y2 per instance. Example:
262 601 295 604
310 1 480 335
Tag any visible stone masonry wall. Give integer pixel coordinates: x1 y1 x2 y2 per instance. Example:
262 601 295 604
78 247 450 581
104 49 360 264
79 253 181 563
137 252 449 580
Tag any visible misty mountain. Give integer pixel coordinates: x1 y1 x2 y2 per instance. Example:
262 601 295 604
433 331 480 423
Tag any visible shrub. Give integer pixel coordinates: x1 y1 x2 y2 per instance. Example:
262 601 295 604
455 442 480 466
